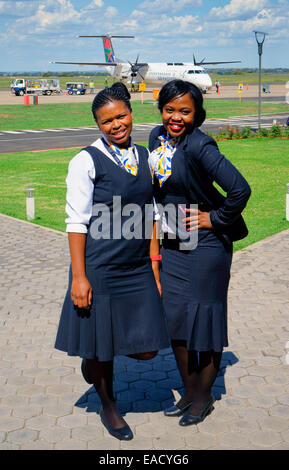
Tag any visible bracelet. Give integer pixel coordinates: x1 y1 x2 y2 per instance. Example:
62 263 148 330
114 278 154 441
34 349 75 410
150 255 162 261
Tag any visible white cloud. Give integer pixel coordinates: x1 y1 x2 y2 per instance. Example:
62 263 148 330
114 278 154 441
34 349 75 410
137 0 202 14
104 6 118 17
210 0 268 20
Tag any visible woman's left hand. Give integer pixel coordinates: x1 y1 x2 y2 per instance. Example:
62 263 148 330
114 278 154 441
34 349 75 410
182 209 212 231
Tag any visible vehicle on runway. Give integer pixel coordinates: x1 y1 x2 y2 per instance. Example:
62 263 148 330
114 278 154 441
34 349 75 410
65 82 87 95
52 35 241 94
11 78 61 96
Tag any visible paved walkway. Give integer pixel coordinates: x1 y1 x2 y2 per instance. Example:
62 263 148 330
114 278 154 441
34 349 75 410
0 213 288 450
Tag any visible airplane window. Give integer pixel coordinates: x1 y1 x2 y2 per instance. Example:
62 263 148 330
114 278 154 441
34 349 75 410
174 63 184 66
187 70 195 74
167 63 173 65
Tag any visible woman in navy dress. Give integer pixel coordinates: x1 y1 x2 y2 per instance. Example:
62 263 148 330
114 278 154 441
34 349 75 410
149 80 251 426
55 83 170 440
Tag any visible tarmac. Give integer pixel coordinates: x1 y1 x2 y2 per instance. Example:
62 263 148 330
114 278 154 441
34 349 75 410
0 82 288 105
0 213 288 450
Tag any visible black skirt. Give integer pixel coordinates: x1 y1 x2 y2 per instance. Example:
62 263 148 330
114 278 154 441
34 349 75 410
160 230 233 352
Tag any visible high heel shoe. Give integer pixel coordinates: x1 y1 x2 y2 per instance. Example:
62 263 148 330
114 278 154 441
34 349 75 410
179 394 215 426
99 407 133 441
81 358 93 384
163 400 195 417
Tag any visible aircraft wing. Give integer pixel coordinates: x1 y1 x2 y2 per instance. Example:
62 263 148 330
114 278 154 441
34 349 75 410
51 61 117 66
199 60 241 65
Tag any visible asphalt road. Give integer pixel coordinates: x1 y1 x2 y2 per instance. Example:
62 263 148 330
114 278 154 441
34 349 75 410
0 113 288 153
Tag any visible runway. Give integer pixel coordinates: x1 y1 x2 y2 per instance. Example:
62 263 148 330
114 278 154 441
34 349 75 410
0 113 288 153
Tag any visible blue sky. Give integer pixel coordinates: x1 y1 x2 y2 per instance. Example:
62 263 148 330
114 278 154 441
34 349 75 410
0 0 288 71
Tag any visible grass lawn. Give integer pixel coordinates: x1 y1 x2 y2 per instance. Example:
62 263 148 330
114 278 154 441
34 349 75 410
0 99 288 131
0 138 288 251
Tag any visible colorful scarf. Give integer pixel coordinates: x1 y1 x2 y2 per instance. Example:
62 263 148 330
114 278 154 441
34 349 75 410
105 137 138 176
148 134 178 187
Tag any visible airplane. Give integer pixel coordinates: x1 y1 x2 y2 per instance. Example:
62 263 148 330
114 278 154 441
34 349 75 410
52 35 241 93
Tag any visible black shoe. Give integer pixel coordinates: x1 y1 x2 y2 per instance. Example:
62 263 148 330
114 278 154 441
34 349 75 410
99 407 133 441
81 358 93 384
163 400 194 417
179 395 215 426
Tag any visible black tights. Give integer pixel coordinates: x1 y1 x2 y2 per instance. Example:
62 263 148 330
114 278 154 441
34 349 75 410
172 339 222 415
86 358 126 429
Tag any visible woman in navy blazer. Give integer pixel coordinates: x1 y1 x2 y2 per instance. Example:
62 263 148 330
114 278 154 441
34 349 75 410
149 80 251 426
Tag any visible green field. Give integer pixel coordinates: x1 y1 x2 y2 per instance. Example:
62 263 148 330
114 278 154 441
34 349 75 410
0 139 288 252
0 99 288 131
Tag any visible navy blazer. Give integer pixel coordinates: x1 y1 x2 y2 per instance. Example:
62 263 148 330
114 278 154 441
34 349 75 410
149 125 251 242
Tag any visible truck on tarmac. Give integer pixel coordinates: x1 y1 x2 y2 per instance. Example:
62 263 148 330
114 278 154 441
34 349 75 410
10 78 62 96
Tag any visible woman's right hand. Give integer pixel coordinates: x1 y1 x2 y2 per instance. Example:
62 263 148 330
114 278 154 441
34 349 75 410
70 276 93 309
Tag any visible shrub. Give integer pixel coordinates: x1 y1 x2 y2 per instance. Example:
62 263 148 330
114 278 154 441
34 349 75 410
269 124 282 137
240 126 252 139
257 128 269 137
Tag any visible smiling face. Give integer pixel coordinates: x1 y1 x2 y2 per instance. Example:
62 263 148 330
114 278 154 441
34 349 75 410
95 99 133 148
162 92 195 138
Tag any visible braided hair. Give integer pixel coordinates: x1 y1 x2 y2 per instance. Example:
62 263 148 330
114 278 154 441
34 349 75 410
92 82 132 122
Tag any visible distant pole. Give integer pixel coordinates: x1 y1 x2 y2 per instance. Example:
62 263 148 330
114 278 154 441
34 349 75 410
254 31 268 129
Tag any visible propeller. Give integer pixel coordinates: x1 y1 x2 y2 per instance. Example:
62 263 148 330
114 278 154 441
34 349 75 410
128 55 145 83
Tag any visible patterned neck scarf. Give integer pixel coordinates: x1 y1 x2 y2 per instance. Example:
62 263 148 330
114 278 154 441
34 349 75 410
103 137 138 176
148 134 178 187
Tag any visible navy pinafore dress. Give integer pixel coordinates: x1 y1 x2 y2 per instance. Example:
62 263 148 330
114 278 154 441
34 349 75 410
55 144 170 361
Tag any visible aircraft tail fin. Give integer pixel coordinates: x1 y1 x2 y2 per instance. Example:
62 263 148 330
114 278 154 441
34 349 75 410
102 36 116 64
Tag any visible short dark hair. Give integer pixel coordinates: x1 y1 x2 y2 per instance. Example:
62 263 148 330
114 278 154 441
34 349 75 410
92 82 132 122
158 79 206 128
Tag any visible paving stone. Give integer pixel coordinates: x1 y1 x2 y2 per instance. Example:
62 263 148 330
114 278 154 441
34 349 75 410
153 434 185 449
230 385 259 398
88 438 120 450
7 428 38 444
237 407 268 420
281 430 289 442
21 440 54 450
72 424 104 441
54 438 87 450
0 441 20 450
258 384 286 396
57 413 87 429
270 442 289 450
39 425 71 443
277 393 289 405
185 431 217 449
16 384 45 397
12 405 42 419
135 422 167 438
120 436 154 450
249 430 282 447
240 376 266 386
0 407 11 417
197 419 230 435
0 417 24 432
269 404 289 419
256 356 281 366
218 431 251 449
248 396 277 409
46 384 74 395
229 418 260 432
43 403 73 417
257 416 289 432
